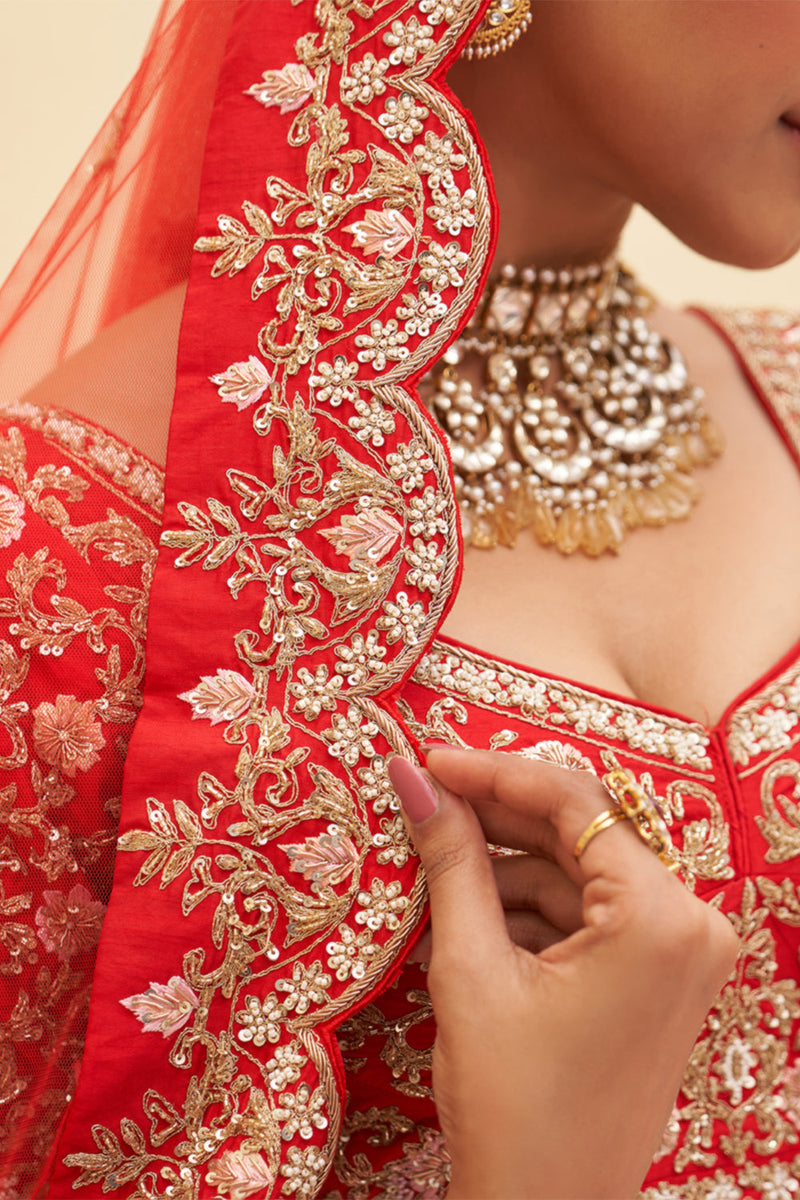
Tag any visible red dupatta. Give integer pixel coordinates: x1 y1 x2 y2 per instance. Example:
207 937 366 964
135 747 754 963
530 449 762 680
48 2 495 1195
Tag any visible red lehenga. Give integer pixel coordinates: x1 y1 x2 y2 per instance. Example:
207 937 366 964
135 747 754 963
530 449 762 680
2 3 800 1199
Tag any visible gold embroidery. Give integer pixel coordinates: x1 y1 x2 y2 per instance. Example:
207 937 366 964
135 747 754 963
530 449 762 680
639 1156 800 1199
673 880 800 1172
412 641 714 771
727 662 800 772
756 759 800 862
327 1107 449 1200
66 1 491 1193
0 399 163 518
0 422 159 1191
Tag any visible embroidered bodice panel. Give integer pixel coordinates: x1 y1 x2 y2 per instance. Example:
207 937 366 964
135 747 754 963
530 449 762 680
2 306 800 1199
0 402 162 1198
327 639 800 1200
323 308 800 1200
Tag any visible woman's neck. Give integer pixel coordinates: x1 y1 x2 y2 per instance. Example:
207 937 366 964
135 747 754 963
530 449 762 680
446 46 633 270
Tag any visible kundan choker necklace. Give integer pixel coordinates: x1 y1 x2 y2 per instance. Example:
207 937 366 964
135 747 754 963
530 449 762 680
421 256 723 557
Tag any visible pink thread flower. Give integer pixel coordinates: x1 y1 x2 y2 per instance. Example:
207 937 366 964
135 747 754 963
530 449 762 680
32 695 105 777
35 884 106 961
0 486 24 549
120 975 200 1037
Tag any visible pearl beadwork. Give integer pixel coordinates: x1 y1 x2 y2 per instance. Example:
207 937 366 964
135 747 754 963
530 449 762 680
421 257 723 556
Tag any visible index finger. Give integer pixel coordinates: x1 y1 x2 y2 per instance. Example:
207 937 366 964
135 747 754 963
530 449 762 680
423 745 679 889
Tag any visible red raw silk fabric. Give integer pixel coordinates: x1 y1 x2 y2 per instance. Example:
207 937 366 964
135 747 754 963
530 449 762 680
49 2 494 1196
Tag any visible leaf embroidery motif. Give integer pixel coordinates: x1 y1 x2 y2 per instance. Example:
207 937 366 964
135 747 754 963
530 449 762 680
178 669 255 726
210 357 272 411
343 208 414 258
119 976 200 1037
281 832 360 890
245 63 316 115
320 508 402 564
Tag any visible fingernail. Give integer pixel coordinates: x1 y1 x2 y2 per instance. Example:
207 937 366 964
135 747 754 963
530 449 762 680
420 741 459 753
387 757 439 824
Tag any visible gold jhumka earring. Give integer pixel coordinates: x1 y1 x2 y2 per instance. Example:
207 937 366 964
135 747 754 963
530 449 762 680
463 0 532 59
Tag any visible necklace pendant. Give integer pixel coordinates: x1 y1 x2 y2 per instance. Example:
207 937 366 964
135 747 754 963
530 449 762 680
422 258 724 558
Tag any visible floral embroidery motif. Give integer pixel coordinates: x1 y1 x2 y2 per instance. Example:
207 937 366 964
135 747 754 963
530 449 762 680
343 210 415 259
756 759 800 862
246 63 317 114
413 642 714 771
205 1149 277 1199
34 883 105 962
120 975 200 1036
0 412 161 1192
727 664 800 769
210 357 273 410
0 485 24 549
31 695 105 777
178 668 255 726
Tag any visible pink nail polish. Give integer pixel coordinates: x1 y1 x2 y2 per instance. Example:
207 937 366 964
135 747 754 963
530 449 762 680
387 757 439 824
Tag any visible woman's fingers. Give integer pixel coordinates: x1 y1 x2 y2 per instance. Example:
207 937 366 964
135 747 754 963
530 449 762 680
387 756 511 967
409 908 567 962
405 851 581 963
424 744 666 884
492 854 583 933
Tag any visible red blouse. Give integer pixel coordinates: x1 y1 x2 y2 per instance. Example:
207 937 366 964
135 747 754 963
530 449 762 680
3 307 800 1200
0 401 163 1198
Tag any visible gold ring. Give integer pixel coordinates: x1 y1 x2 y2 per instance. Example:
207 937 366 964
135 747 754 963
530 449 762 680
573 808 628 861
601 765 680 872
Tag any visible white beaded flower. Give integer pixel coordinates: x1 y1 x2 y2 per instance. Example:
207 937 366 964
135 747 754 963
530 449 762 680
418 0 459 23
274 1083 328 1141
355 318 409 371
340 52 389 105
378 93 429 144
323 705 380 767
265 1043 307 1092
310 356 359 406
235 993 286 1047
326 924 379 981
407 486 448 537
404 537 445 593
396 285 447 337
356 757 398 815
335 631 387 686
373 813 411 867
275 961 332 1015
288 665 344 720
280 1146 329 1199
387 439 434 492
383 17 434 65
419 240 468 291
348 396 397 447
427 184 477 236
376 593 427 645
355 878 408 932
412 130 467 189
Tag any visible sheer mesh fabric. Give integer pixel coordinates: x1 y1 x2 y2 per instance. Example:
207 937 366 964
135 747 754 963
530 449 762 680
0 4 234 1193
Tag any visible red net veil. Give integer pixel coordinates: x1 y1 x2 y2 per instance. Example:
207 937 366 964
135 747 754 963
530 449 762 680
0 3 236 1192
0 0 235 412
0 2 494 1194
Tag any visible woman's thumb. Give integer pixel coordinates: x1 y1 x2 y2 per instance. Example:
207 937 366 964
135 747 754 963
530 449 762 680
387 756 508 957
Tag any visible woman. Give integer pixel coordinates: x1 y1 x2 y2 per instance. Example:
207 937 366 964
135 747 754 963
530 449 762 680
0 0 789 1195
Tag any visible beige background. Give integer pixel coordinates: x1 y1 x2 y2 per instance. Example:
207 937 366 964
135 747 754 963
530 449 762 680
1 0 799 310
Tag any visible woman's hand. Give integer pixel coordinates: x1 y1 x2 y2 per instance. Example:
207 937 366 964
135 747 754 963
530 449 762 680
408 847 583 962
388 747 739 1200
